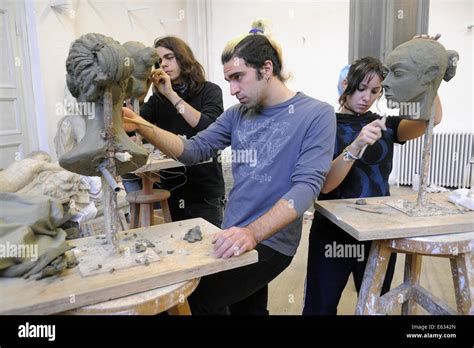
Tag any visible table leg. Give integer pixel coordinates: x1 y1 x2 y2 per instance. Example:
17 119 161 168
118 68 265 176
167 299 192 315
402 254 422 315
356 241 392 315
140 176 154 228
450 251 474 315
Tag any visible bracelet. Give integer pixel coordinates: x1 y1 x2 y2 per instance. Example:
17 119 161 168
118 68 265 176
173 98 184 108
342 146 360 162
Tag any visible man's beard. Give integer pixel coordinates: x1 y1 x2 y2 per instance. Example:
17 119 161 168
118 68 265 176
247 103 264 115
244 96 264 115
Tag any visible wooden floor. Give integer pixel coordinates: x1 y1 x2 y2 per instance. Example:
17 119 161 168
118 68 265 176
268 185 458 315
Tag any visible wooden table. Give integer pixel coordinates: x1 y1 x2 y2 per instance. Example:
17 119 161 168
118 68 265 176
0 218 258 314
314 193 474 315
314 193 473 241
62 278 200 315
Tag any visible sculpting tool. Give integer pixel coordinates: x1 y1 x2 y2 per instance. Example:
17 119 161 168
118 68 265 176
123 117 153 129
358 115 387 159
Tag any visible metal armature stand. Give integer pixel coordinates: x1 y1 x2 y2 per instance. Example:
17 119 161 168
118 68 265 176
387 104 461 217
101 86 120 253
416 105 436 208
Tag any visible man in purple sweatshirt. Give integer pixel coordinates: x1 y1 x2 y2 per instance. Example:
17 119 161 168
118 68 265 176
122 32 336 314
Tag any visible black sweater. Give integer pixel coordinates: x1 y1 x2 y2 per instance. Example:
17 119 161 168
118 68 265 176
140 81 225 201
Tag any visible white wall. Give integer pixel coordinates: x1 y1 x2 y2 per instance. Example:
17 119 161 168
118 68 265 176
207 0 350 110
206 0 472 132
32 0 188 159
429 0 473 133
29 0 473 159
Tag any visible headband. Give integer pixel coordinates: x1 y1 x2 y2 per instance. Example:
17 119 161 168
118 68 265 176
249 28 264 34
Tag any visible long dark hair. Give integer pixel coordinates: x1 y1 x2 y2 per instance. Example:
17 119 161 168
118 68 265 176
338 56 386 108
153 36 206 97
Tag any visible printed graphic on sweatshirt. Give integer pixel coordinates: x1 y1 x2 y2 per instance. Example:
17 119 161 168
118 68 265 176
236 117 290 183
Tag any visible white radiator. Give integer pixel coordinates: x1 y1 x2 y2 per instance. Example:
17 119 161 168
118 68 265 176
397 132 473 188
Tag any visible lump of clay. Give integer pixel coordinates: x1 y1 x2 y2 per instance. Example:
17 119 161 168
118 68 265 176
183 226 203 243
59 33 157 176
383 38 459 120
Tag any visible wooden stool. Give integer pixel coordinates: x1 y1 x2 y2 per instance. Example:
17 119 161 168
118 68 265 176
356 232 474 315
126 189 172 228
62 278 199 315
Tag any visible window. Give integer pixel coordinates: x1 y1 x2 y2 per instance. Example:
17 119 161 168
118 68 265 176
349 0 430 62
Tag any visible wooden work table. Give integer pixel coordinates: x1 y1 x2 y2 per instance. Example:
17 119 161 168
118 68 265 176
0 218 258 315
314 192 473 241
315 192 473 315
133 155 184 191
134 156 185 176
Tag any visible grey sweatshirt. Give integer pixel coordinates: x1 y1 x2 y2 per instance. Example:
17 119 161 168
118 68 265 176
178 92 336 256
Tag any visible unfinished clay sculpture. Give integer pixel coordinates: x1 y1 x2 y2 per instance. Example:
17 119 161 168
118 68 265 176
0 151 60 193
59 33 157 176
383 38 459 120
383 38 461 212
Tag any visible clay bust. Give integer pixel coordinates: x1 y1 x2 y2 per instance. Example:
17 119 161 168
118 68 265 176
383 39 459 120
59 33 157 176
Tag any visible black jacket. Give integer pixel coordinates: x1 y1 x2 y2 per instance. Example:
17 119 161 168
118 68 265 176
140 81 225 201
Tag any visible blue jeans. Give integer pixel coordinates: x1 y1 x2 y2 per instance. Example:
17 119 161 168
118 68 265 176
122 178 141 193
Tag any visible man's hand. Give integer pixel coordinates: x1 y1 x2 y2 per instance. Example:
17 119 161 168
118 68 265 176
212 226 257 259
122 107 147 133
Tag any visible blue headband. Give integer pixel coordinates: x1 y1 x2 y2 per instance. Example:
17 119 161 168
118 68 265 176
249 28 264 34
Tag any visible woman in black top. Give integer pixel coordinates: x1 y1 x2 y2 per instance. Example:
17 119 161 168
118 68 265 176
128 36 225 227
303 55 442 315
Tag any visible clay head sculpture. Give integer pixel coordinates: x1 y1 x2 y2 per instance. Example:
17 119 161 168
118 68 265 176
383 38 459 120
123 41 157 98
59 33 157 176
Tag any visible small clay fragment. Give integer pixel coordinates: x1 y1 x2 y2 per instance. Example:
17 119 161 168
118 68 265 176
355 199 367 205
183 226 202 243
135 243 146 253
